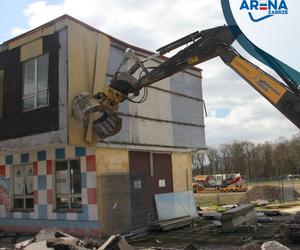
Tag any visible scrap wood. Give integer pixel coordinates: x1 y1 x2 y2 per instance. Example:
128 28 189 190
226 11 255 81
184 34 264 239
98 234 133 250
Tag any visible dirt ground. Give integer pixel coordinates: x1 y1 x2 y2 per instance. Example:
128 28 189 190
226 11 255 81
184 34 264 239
3 181 300 249
194 180 300 208
130 213 300 249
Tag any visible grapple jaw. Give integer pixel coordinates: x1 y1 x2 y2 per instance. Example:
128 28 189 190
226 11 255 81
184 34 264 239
93 113 122 139
72 92 123 140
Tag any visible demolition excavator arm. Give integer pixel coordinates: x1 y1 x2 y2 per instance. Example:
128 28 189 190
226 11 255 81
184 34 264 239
72 25 300 139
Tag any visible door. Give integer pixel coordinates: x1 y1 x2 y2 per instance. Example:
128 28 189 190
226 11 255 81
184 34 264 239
129 151 155 230
153 153 173 194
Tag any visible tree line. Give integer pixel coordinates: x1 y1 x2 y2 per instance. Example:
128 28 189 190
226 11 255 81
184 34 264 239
192 133 300 181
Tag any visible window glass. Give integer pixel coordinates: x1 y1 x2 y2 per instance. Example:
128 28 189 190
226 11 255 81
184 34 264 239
37 54 49 92
70 160 81 194
14 199 24 209
25 198 34 209
71 197 82 209
23 59 35 96
37 92 49 106
14 165 24 195
56 161 68 195
57 197 69 209
23 97 35 110
55 160 82 211
22 54 49 111
13 164 34 210
25 165 33 195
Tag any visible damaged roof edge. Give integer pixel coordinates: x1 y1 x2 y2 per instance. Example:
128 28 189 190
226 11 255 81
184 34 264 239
2 14 202 73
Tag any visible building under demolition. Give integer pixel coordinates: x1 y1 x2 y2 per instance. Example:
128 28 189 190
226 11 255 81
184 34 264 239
0 15 205 237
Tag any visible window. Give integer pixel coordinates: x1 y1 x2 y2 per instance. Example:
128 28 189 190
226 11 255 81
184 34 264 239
0 70 3 118
22 54 49 111
55 160 82 211
13 164 34 210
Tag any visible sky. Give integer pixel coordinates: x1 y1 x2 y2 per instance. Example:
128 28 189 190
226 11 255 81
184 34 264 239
1 0 298 146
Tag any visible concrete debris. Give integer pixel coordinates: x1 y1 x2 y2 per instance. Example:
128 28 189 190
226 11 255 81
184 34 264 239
260 241 290 250
12 229 134 250
256 217 273 223
219 204 256 232
251 200 269 207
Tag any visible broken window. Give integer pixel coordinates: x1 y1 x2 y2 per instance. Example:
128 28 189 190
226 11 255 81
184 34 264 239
22 53 49 111
55 159 82 211
13 164 34 210
0 70 3 118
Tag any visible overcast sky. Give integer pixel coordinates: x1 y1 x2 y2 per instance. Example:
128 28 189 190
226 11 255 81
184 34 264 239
1 0 298 146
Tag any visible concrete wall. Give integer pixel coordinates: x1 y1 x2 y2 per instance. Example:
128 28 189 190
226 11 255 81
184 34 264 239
105 45 206 150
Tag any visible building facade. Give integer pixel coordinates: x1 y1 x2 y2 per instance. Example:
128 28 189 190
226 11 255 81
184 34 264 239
0 15 205 237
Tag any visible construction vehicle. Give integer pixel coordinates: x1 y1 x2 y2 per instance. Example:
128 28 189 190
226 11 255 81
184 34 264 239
218 174 247 192
192 173 247 193
72 25 300 140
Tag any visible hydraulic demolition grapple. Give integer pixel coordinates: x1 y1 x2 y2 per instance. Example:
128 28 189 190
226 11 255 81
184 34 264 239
72 26 300 140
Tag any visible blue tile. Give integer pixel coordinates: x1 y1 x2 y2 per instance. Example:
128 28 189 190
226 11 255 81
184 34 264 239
21 153 29 163
38 176 47 190
5 155 13 165
22 212 30 219
37 151 46 161
55 148 65 160
57 212 67 220
81 173 87 188
77 205 88 221
75 147 86 157
38 205 47 219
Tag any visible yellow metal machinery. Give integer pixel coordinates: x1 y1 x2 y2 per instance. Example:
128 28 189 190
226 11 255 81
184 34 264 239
72 26 300 140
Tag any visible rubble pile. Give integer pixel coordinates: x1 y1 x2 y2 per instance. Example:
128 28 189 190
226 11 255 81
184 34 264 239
10 229 133 250
218 204 256 232
240 185 300 203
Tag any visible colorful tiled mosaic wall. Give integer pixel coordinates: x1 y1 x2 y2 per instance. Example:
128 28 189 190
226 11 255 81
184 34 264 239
0 145 99 237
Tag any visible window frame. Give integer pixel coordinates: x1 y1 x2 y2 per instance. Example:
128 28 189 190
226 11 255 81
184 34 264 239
11 163 34 212
54 159 83 212
22 53 49 112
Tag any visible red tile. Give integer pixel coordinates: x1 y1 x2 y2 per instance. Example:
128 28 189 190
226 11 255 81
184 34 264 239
86 155 96 172
87 188 97 204
0 165 5 176
33 190 38 204
47 190 53 204
33 162 38 176
46 160 52 175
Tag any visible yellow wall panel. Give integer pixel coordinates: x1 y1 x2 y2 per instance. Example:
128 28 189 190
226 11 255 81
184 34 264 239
67 20 111 145
20 38 43 62
171 152 193 192
95 148 129 175
8 30 42 50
